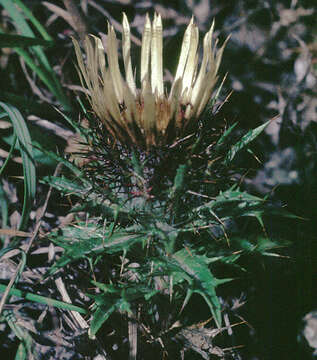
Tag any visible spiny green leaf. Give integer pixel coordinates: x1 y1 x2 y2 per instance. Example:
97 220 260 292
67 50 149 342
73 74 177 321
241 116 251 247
233 237 288 258
169 249 228 328
207 186 264 208
169 164 188 218
188 187 264 229
224 120 271 164
42 175 122 217
48 224 146 275
216 122 238 148
131 151 144 178
89 304 117 338
89 281 156 337
43 175 88 196
172 164 187 196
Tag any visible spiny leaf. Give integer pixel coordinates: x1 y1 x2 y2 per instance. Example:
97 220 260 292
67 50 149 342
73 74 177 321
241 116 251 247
224 120 271 164
190 186 264 223
48 224 146 275
169 164 188 218
42 175 89 197
89 281 156 338
155 249 232 328
171 164 187 197
233 237 289 258
216 122 238 148
89 303 117 338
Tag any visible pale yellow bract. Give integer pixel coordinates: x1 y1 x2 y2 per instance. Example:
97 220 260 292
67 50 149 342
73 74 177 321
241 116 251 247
72 13 228 148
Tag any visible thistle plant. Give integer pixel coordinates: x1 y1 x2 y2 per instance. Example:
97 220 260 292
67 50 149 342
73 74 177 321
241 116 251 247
42 13 288 359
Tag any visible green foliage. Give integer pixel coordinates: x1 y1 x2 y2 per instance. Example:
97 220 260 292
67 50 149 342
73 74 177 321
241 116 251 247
1 309 35 359
224 120 271 164
47 222 146 276
0 33 53 48
0 0 71 111
89 281 158 338
0 185 8 242
163 248 231 328
0 102 36 230
0 284 87 314
39 109 292 342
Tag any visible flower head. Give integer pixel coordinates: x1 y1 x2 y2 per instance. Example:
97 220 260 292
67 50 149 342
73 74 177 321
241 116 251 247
72 13 228 148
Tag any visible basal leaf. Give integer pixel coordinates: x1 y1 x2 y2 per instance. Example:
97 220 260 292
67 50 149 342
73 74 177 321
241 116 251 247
170 249 227 328
48 224 145 275
89 281 155 338
89 303 117 338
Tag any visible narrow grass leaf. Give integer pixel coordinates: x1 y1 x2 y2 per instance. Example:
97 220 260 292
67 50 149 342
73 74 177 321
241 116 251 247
0 33 53 48
13 0 53 41
13 47 62 101
0 0 51 71
0 284 87 314
34 143 82 176
0 102 36 230
0 0 70 110
0 134 17 177
0 185 9 241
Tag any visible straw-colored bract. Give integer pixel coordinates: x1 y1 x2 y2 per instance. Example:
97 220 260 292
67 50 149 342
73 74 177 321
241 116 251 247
72 13 229 148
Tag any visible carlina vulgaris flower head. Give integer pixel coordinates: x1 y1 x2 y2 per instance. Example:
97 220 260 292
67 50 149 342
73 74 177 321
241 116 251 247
72 13 229 149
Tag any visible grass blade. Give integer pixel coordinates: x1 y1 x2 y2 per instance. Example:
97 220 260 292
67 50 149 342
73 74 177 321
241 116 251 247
0 134 17 177
13 0 53 41
0 33 53 48
0 0 52 71
0 102 36 230
13 47 62 100
0 0 71 110
0 284 87 314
